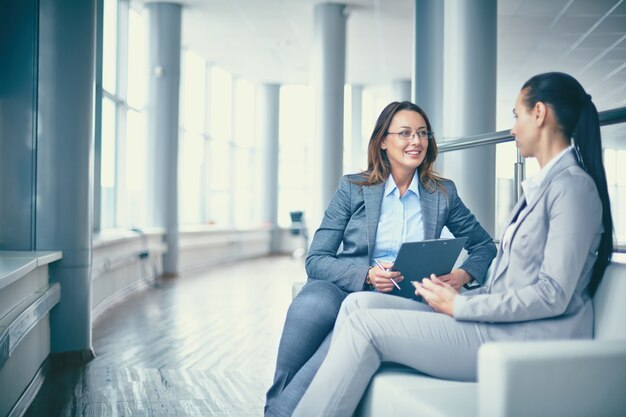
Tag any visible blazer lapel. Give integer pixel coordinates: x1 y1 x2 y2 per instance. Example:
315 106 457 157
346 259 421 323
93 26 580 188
418 180 438 240
363 183 384 259
506 150 579 248
491 149 579 284
490 194 527 283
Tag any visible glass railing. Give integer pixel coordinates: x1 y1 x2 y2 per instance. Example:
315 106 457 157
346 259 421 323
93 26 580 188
437 106 626 250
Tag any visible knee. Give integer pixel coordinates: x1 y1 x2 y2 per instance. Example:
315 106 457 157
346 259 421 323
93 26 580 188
298 281 347 309
341 310 376 345
289 281 347 322
341 292 363 312
338 291 373 320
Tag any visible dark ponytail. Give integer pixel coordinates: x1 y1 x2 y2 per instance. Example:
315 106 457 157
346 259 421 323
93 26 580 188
522 72 614 296
572 97 613 295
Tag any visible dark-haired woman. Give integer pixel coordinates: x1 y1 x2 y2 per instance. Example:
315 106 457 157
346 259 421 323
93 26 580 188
292 72 614 417
265 101 496 416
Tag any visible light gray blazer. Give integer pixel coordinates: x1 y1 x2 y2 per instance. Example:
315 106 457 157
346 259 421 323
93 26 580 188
455 150 603 342
305 173 497 293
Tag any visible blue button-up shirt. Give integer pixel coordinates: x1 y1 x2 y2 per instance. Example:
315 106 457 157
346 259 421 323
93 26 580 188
371 172 424 264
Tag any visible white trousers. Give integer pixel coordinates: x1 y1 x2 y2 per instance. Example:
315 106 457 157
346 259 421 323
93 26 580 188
292 291 484 417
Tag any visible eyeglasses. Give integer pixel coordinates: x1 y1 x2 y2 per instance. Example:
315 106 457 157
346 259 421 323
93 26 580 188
386 129 434 141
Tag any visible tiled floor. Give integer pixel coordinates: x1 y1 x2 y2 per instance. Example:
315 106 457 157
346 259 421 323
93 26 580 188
25 256 307 416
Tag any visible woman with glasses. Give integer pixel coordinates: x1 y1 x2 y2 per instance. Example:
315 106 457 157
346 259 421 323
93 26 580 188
265 101 496 416
291 73 614 417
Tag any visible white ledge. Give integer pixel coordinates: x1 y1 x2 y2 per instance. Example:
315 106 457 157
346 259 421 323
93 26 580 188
92 227 165 248
0 251 63 291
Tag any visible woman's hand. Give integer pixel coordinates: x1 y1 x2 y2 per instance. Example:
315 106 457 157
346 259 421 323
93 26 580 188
436 268 471 291
413 274 458 316
368 261 404 292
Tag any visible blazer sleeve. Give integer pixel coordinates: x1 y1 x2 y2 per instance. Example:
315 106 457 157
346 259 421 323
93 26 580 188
454 173 603 323
305 176 370 293
444 181 497 284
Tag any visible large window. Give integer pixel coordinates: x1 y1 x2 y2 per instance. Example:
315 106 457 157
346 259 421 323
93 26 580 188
100 96 117 228
127 7 146 109
208 66 234 226
277 86 314 227
179 54 262 228
179 51 207 225
99 0 148 230
233 79 259 227
123 109 147 225
100 0 118 229
102 0 117 95
605 147 626 247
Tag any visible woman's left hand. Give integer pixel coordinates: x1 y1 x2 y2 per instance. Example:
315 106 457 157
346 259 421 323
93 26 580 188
413 274 458 316
437 268 471 291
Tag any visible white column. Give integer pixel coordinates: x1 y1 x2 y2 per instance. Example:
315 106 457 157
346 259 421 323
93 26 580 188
350 85 365 173
258 84 280 251
146 2 182 275
413 0 444 134
413 0 445 172
442 0 497 236
310 3 347 227
36 0 96 355
393 79 412 102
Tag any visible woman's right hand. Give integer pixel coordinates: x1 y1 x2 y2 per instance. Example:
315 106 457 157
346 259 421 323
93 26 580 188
368 261 403 292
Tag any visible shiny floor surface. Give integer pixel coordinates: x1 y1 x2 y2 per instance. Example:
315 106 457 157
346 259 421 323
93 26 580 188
25 256 306 417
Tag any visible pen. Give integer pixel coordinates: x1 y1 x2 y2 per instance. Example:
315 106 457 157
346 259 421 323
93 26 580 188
374 259 401 290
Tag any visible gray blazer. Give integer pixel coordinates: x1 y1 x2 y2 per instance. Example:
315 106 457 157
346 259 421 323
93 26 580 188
305 173 497 293
455 150 603 342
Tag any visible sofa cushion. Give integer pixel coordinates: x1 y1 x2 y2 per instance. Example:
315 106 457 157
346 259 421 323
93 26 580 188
358 260 626 416
592 261 626 340
358 364 477 417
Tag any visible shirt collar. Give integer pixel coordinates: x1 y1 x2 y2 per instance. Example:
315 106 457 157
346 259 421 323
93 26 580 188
384 171 421 198
521 146 572 204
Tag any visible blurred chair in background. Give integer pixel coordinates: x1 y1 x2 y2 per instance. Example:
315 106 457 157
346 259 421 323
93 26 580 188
289 211 309 260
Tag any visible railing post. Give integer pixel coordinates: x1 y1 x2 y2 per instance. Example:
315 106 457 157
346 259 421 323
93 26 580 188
514 148 525 202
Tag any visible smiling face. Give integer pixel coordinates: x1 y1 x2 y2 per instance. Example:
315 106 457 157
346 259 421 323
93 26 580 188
381 110 429 175
511 90 540 158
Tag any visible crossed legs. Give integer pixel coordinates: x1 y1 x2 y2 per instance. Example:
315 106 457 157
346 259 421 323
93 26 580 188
292 291 484 417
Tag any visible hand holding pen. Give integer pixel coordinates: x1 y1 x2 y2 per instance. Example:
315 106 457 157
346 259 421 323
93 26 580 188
369 259 403 292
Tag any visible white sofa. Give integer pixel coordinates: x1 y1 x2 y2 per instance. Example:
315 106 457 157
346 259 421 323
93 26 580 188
291 260 626 417
356 260 626 417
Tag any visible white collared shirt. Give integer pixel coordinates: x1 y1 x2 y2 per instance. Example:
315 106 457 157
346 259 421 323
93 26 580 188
502 146 573 249
520 146 573 206
371 171 424 263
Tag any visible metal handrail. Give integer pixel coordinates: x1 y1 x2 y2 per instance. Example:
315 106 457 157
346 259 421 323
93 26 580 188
438 105 626 153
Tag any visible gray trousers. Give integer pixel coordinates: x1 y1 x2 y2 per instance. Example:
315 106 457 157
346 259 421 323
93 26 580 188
292 291 485 417
265 280 349 417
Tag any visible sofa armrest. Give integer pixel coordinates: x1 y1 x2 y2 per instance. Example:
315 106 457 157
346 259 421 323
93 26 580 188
478 340 626 417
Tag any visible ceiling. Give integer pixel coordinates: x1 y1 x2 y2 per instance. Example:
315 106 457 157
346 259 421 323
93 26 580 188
177 0 625 137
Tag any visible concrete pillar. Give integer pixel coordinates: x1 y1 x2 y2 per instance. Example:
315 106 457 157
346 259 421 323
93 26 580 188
413 0 445 172
442 0 497 236
146 2 182 275
36 0 97 355
258 84 280 251
350 85 365 173
393 79 412 102
413 0 444 135
311 3 347 226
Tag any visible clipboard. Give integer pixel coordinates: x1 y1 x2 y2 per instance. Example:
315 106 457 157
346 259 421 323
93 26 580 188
389 237 468 299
